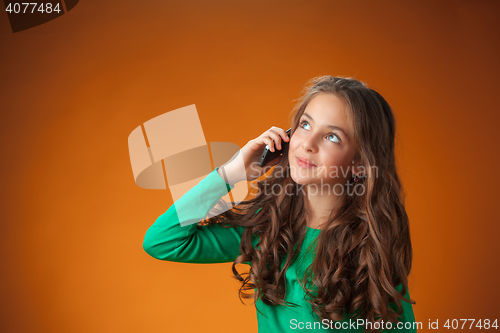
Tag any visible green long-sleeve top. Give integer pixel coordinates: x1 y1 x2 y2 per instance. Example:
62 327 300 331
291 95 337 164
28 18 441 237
143 167 417 332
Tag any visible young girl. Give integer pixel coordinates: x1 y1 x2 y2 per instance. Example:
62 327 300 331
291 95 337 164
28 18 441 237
143 76 417 332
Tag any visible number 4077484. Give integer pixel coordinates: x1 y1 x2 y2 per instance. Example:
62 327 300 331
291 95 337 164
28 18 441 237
5 3 62 14
443 319 498 330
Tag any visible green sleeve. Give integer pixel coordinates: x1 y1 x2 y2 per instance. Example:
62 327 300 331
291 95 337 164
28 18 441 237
384 284 418 332
142 167 247 264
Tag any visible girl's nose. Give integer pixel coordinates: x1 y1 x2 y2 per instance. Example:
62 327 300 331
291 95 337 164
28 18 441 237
301 137 318 153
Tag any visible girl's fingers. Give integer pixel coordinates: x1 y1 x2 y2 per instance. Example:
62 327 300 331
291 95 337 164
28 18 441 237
264 137 275 152
266 130 283 150
276 127 290 142
253 127 287 154
256 136 274 152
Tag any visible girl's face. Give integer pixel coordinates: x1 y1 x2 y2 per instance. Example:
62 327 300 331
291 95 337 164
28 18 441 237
288 93 359 188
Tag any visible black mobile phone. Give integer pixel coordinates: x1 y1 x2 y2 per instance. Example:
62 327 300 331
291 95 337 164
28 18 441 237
258 128 292 167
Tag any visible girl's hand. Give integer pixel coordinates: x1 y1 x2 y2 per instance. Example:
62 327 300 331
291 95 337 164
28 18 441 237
219 126 290 185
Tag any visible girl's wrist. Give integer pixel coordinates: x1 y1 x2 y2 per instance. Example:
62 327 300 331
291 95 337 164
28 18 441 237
217 165 234 186
217 166 229 185
218 163 242 186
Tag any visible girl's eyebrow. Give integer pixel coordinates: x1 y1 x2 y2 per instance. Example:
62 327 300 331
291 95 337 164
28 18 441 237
302 112 349 139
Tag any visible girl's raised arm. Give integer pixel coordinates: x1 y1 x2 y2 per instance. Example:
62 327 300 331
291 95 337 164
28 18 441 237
142 167 246 264
143 126 288 264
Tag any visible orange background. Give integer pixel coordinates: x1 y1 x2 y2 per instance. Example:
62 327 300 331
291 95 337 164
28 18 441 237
1 1 499 332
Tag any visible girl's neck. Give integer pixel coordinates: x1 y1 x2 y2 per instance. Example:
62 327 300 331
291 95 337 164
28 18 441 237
306 213 327 229
304 184 344 229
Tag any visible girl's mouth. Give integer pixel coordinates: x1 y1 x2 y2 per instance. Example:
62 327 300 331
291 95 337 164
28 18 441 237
296 157 317 168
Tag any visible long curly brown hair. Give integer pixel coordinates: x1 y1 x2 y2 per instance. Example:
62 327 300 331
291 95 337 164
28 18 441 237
201 76 415 331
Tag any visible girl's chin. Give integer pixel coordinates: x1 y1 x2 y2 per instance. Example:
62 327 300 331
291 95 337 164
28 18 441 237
291 174 344 187
290 174 315 185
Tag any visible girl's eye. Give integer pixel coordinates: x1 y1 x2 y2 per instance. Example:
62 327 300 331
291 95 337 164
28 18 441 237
326 133 340 143
299 120 310 130
299 120 341 144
